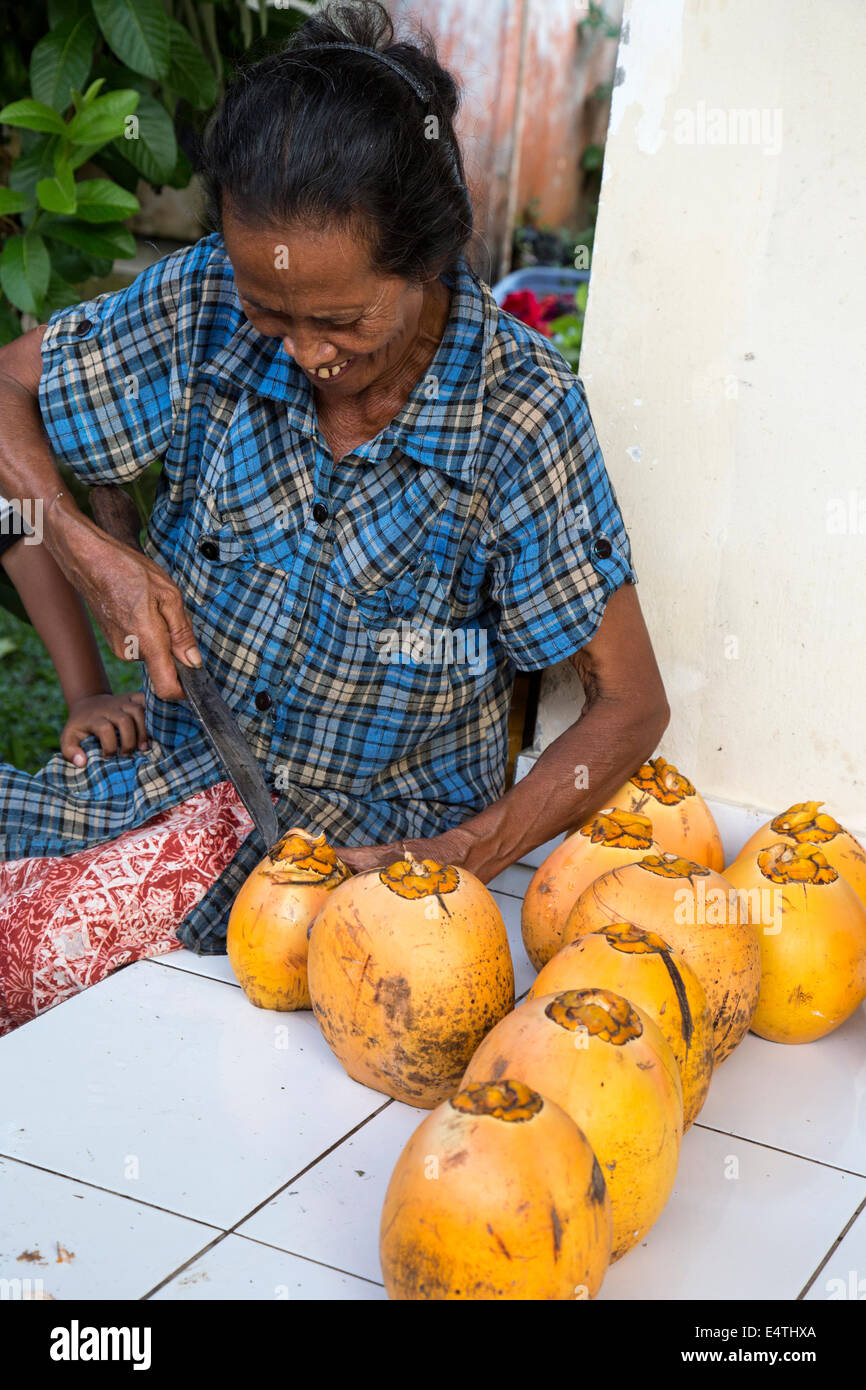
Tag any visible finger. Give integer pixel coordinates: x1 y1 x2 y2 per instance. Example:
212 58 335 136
155 584 202 670
60 724 88 768
138 629 185 702
94 719 118 756
122 697 148 747
112 713 139 755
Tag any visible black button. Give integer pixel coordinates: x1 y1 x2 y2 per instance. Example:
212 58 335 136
254 690 272 712
591 536 613 560
198 539 219 561
312 503 329 524
75 319 92 336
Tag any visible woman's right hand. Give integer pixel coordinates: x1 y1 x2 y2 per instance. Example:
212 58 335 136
51 512 201 702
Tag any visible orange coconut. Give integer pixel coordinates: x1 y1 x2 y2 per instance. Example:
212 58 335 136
227 827 351 1010
724 842 866 1044
562 852 761 1065
566 758 724 870
730 801 866 915
528 923 713 1129
379 1079 613 1300
307 854 514 1108
521 809 663 971
462 989 683 1261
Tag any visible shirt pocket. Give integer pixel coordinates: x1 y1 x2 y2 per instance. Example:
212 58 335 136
334 552 466 720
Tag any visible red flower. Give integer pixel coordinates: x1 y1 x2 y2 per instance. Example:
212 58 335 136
501 290 555 336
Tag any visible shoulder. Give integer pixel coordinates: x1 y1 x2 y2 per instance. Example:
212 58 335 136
480 293 601 491
41 234 240 356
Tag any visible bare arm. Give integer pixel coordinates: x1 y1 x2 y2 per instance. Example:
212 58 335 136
1 538 110 708
0 326 200 700
339 583 670 878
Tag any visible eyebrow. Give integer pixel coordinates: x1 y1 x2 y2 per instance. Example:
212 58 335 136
241 294 363 321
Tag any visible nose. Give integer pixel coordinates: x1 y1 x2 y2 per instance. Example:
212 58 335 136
281 333 340 370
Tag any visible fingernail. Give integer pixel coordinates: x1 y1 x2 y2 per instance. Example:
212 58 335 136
73 753 86 767
185 647 203 667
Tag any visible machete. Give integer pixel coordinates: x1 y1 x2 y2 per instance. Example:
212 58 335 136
89 484 280 850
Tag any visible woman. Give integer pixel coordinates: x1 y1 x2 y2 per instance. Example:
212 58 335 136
0 2 668 1027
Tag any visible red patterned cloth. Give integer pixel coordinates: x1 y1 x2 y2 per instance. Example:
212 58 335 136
0 781 253 1035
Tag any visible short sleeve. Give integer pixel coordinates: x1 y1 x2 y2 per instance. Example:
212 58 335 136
37 238 213 486
486 377 636 671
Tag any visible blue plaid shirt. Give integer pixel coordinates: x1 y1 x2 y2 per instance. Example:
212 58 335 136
0 235 635 950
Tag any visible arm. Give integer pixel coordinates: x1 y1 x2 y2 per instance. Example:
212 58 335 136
339 583 670 879
0 326 200 701
1 535 111 708
1 537 148 764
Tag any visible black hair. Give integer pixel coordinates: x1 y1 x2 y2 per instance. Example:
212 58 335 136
199 1 474 282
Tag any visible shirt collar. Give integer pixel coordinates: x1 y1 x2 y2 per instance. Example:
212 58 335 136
197 240 500 483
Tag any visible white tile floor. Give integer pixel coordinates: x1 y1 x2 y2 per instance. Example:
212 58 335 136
1 805 864 1301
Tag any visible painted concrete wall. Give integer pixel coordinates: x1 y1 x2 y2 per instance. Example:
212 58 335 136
534 0 866 836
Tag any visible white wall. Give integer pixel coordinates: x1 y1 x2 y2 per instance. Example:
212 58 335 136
535 0 866 837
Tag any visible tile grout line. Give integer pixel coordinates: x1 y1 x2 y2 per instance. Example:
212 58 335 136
234 1231 385 1289
139 1097 394 1299
692 1121 866 1180
0 1150 226 1230
795 1192 866 1301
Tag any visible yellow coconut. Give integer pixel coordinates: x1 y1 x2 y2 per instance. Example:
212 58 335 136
227 828 351 1010
307 854 514 1107
562 852 762 1065
565 758 724 870
725 842 866 1044
462 989 683 1261
380 1079 613 1300
528 923 713 1129
731 801 866 914
521 809 663 971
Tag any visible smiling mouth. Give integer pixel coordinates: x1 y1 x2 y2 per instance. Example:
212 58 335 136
304 358 355 382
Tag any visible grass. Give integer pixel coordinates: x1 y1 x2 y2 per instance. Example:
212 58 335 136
0 608 142 773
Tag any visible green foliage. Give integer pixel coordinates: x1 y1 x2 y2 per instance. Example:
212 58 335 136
577 3 622 41
549 282 588 373
0 0 309 336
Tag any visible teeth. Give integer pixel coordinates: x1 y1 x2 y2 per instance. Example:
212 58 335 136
313 360 349 380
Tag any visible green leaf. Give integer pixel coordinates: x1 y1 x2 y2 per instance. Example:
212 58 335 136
111 90 177 185
0 233 50 315
36 162 77 214
91 0 171 80
165 18 217 110
47 0 89 23
0 99 67 134
81 78 107 106
0 188 31 215
73 178 140 222
66 89 140 145
43 268 84 314
48 240 112 282
30 17 98 113
0 637 19 659
0 299 21 347
39 217 136 260
8 138 60 198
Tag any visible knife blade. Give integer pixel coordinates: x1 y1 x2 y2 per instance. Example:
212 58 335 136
176 661 280 849
89 484 280 849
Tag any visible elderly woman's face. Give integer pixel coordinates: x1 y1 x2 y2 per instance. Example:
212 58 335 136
222 204 431 398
